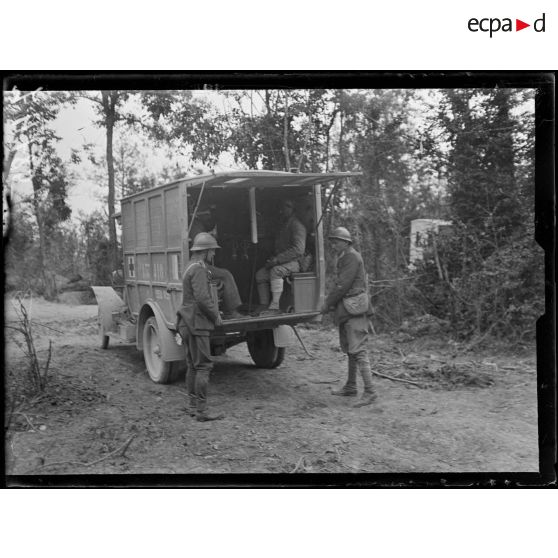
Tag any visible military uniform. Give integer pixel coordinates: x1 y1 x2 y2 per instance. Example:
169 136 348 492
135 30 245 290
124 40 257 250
188 218 242 314
176 260 221 417
325 246 376 403
256 214 307 304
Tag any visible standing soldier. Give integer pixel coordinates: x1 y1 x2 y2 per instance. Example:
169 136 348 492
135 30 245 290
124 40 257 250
176 232 225 422
321 227 377 407
189 205 244 320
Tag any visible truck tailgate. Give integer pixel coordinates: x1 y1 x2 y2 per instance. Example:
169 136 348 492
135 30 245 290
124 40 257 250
218 311 321 332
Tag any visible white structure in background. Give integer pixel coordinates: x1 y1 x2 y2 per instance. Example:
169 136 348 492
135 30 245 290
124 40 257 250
409 219 452 269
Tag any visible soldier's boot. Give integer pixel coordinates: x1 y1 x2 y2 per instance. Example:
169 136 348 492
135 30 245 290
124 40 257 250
186 395 197 417
267 279 284 311
223 308 245 320
257 283 280 315
185 367 197 416
331 387 358 396
331 358 358 396
353 360 377 407
196 411 225 422
195 379 224 421
257 283 270 307
353 390 378 407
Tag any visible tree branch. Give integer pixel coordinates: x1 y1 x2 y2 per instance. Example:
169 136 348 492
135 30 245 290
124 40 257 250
372 370 423 387
24 434 136 473
77 93 104 107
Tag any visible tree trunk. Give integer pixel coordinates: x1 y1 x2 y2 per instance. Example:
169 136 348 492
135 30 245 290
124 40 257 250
283 91 291 171
338 91 346 172
325 108 338 172
3 149 17 184
27 141 54 298
102 91 118 271
119 144 126 198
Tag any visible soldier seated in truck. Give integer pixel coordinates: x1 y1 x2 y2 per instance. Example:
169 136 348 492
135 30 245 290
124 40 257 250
189 205 244 320
255 199 307 315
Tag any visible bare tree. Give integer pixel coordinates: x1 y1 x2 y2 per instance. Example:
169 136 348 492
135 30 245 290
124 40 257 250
79 91 129 270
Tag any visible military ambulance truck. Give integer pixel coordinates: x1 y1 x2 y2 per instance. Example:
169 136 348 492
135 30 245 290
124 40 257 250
92 170 360 383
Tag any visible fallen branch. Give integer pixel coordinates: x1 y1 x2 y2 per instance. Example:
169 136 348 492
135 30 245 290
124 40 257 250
24 434 136 474
27 393 47 406
11 412 37 431
4 398 19 433
335 446 342 461
371 370 423 387
291 456 307 473
81 435 136 466
308 379 339 384
344 463 365 472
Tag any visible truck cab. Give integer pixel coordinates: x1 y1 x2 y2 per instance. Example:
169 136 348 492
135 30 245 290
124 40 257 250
93 170 360 383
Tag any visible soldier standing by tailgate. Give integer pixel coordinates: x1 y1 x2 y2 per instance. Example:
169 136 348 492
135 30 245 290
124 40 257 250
176 232 225 422
321 227 377 408
188 205 244 320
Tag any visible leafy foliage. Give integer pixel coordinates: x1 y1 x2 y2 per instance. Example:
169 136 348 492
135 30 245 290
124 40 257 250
79 211 113 285
224 89 339 171
410 222 543 343
404 89 540 343
4 90 74 298
4 87 541 346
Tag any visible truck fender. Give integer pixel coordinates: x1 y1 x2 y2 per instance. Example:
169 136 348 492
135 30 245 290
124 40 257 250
273 324 294 347
91 286 126 336
137 300 185 362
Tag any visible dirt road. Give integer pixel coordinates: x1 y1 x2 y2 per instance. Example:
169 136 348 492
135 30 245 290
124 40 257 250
4 297 539 476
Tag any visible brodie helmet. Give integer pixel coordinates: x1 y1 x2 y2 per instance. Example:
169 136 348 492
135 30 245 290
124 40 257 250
191 232 221 251
328 226 352 244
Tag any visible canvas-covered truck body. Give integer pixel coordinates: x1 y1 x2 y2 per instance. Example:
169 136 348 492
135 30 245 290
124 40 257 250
93 170 360 383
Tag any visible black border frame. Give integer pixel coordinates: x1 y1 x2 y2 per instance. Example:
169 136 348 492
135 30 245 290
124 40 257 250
2 71 555 488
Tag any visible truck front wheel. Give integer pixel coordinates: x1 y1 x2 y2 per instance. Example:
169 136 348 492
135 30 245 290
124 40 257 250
247 330 285 368
143 316 172 383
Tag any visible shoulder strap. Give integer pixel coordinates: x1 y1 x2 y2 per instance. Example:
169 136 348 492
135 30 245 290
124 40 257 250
184 261 204 275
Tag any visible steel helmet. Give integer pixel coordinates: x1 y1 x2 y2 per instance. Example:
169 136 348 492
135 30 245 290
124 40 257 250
329 226 352 244
191 232 221 251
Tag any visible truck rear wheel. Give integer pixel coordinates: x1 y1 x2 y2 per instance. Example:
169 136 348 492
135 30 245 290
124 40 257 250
143 316 172 383
247 330 285 368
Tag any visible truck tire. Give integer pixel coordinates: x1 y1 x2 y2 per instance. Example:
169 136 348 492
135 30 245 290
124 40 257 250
247 330 285 369
142 316 172 383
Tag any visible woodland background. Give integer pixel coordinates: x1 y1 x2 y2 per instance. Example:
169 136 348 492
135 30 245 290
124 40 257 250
3 87 543 347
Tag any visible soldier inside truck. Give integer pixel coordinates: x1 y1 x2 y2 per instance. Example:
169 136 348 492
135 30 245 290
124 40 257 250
186 185 316 318
187 206 244 320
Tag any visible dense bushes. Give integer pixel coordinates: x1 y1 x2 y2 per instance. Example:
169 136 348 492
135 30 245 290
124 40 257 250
402 224 543 343
5 209 113 298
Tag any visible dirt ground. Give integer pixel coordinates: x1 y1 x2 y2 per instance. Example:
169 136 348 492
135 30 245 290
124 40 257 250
4 296 539 478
